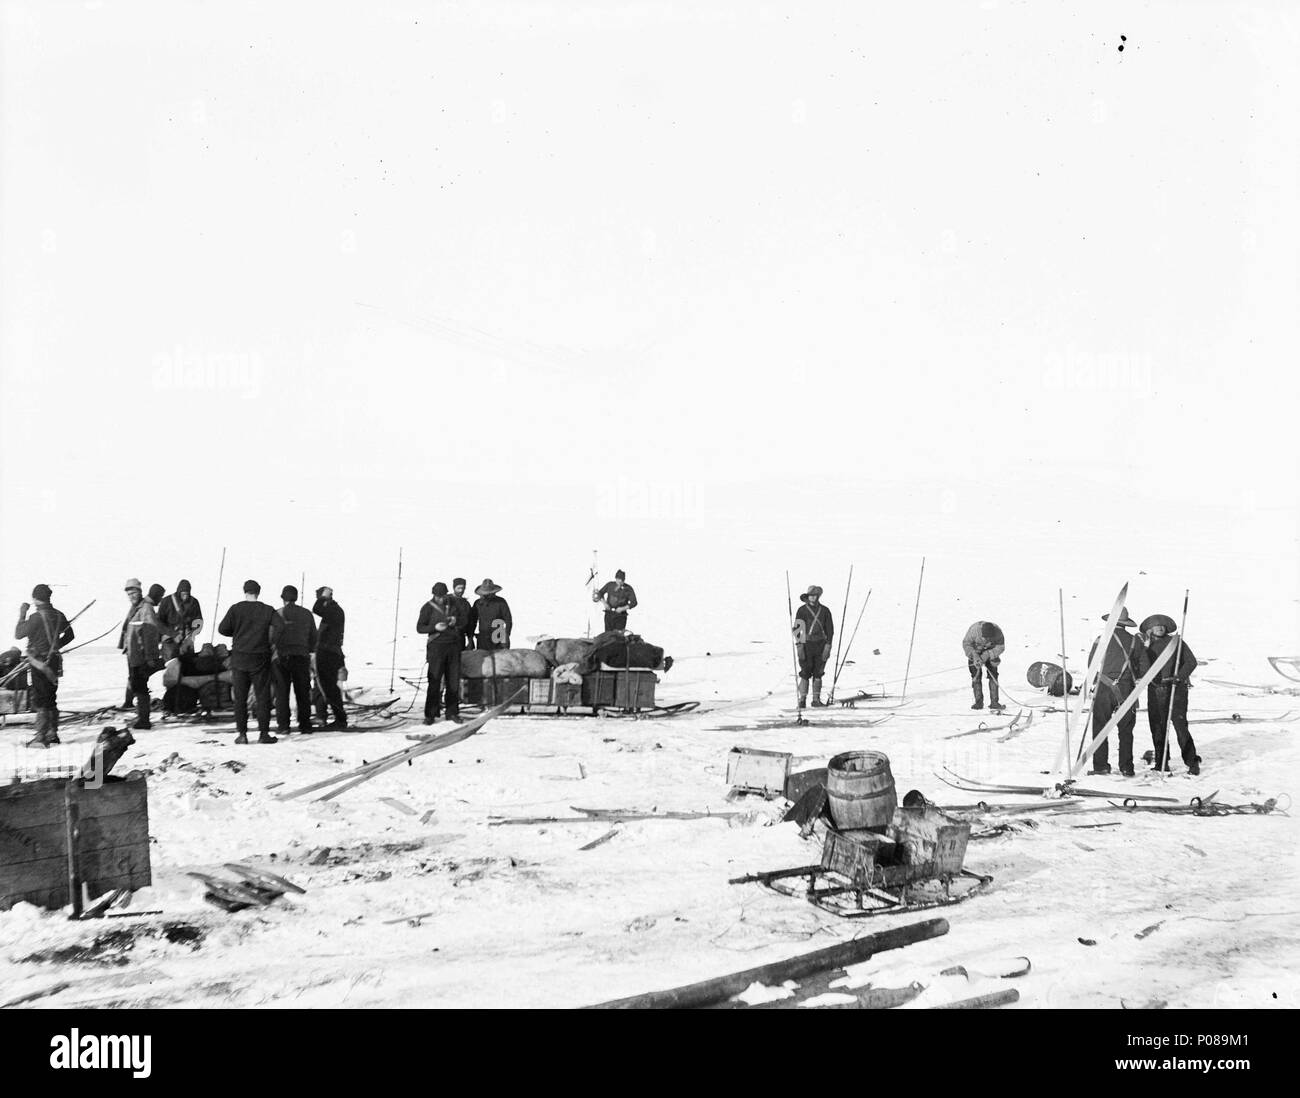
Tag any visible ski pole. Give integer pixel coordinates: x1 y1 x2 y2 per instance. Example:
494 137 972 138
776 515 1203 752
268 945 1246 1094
209 547 227 644
1159 590 1190 775
832 587 872 694
1058 588 1071 774
829 565 853 703
901 558 926 701
388 548 403 694
785 571 806 725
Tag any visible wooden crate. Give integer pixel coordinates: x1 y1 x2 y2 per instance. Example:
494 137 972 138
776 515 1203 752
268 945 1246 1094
820 829 894 887
0 688 31 715
0 774 151 911
461 676 530 707
581 670 657 710
889 805 971 878
727 748 792 794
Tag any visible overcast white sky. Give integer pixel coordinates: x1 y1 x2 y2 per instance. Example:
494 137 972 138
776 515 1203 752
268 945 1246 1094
2 1 1296 658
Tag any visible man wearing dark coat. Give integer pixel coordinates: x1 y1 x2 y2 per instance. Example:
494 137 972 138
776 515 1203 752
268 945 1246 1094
311 586 348 729
273 585 318 734
593 570 638 632
15 584 74 748
449 578 474 651
1141 614 1201 775
418 582 462 725
218 580 283 744
468 579 512 651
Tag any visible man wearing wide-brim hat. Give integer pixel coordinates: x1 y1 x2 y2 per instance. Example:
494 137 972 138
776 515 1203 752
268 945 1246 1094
1140 614 1201 775
792 585 834 709
1086 607 1151 776
468 579 513 651
119 579 165 731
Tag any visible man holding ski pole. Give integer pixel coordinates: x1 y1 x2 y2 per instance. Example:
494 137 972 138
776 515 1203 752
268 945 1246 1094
1087 608 1150 776
793 585 834 709
1141 613 1201 775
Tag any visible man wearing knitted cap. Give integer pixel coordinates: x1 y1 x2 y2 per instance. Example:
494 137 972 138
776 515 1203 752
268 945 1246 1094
218 580 284 744
593 570 638 633
15 584 74 748
449 579 473 652
417 583 462 724
1086 607 1151 776
157 580 203 661
272 585 318 734
119 580 164 730
962 621 1006 712
792 585 834 709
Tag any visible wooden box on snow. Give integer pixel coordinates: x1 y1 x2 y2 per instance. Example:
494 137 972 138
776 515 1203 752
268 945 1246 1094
0 688 31 715
0 773 152 911
726 747 792 794
461 676 531 707
581 670 657 710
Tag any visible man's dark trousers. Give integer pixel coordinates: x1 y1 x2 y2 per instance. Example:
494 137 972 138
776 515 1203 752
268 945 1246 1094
1091 685 1137 771
314 649 347 725
425 644 461 720
274 654 313 731
231 663 273 734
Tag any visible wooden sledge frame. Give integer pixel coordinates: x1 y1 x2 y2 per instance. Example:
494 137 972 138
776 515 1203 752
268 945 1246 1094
730 863 993 918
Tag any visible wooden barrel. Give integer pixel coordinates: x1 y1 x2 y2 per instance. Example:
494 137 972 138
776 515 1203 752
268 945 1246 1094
826 751 897 832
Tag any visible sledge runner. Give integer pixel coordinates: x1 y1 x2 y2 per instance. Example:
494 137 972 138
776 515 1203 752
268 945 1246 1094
1087 608 1151 776
119 580 164 731
273 585 318 734
1141 613 1201 775
593 569 638 632
469 578 512 651
14 585 74 748
218 580 283 744
449 578 474 650
311 585 348 729
962 621 1006 711
793 585 834 708
418 582 462 724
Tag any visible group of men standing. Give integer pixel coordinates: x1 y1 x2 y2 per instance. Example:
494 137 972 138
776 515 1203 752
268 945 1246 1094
418 578 515 725
108 577 351 745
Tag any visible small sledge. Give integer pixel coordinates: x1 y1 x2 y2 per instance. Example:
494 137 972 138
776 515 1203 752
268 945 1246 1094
732 803 992 918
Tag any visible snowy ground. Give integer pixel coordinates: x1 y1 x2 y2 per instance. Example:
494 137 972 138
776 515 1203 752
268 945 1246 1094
2 574 1297 1009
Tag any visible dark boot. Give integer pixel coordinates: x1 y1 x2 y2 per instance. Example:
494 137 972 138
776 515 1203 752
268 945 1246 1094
988 677 1004 712
257 732 278 744
44 708 61 745
234 732 249 744
26 709 51 748
132 688 152 731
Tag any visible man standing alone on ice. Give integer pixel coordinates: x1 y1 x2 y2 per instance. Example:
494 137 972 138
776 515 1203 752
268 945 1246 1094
962 621 1006 712
593 569 638 632
1087 608 1150 777
1141 613 1201 775
418 582 462 725
218 580 283 744
793 585 834 709
15 584 74 748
